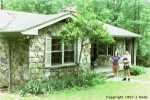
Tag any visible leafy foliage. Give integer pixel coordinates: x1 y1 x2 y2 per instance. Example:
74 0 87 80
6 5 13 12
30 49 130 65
130 65 146 75
60 14 112 43
5 0 72 14
19 69 106 96
137 32 150 67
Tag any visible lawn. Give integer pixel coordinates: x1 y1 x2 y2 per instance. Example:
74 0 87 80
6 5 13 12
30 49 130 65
0 81 150 100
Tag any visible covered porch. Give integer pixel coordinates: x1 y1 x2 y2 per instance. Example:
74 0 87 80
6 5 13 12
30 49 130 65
91 24 140 71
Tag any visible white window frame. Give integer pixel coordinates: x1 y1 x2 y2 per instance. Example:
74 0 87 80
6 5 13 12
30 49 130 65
45 36 76 68
45 36 52 67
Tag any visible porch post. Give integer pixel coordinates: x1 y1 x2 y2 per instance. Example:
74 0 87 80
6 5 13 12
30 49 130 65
8 40 12 91
133 38 137 65
124 39 126 54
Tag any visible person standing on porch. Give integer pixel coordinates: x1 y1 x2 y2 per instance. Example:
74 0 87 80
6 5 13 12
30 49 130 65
111 52 121 77
122 51 131 81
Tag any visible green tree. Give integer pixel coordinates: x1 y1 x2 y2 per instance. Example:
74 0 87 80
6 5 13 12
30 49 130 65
60 4 113 64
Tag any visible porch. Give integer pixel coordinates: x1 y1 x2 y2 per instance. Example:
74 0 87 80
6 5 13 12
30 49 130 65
91 38 136 69
90 24 140 71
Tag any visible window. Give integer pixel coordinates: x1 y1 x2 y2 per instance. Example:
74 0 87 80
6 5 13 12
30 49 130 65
97 43 107 55
52 38 61 51
108 45 114 55
97 42 114 56
51 52 62 65
45 37 75 67
64 42 74 63
51 38 62 65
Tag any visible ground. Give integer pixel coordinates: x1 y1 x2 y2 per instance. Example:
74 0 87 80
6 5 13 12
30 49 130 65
0 68 150 100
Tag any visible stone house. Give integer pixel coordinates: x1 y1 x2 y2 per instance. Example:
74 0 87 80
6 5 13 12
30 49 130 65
0 10 140 87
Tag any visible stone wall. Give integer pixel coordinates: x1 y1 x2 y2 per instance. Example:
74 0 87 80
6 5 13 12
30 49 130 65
10 40 29 85
29 34 45 79
0 39 9 85
37 66 79 80
0 39 29 86
78 39 91 68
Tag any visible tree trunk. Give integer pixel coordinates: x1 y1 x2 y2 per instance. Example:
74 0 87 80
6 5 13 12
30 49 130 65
133 0 140 34
1 0 4 9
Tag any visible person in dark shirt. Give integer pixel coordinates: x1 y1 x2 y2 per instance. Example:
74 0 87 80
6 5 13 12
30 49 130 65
112 52 121 77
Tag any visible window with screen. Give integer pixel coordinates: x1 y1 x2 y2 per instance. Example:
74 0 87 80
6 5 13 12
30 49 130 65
51 38 62 65
45 37 75 67
97 43 107 55
64 42 74 63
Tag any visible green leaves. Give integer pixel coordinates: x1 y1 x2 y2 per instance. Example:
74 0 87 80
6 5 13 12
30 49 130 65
130 66 146 75
5 0 70 14
60 8 113 44
19 70 106 96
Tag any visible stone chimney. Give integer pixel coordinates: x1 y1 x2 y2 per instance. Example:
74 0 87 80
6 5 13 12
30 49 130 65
61 5 77 15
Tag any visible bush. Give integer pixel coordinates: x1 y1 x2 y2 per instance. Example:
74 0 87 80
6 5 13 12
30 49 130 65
19 68 106 96
19 80 43 96
130 66 146 75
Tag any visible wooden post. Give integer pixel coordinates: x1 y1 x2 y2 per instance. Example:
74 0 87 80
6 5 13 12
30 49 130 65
8 40 12 91
133 38 137 65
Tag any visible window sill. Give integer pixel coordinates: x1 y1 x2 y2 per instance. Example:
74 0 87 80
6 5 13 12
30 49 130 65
45 63 77 69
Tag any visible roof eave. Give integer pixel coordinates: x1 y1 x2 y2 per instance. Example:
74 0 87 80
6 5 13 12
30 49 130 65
111 35 141 38
21 12 72 35
0 12 72 35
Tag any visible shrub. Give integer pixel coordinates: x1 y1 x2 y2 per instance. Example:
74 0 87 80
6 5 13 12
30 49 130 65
130 66 146 75
19 80 43 96
19 68 106 96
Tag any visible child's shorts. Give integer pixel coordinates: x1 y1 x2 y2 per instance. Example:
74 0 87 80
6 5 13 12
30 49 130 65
123 65 130 70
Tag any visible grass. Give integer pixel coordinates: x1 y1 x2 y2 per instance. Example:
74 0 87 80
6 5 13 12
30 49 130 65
0 81 150 100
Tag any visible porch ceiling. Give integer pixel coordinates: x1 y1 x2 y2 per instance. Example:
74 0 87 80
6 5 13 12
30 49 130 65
105 24 141 38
